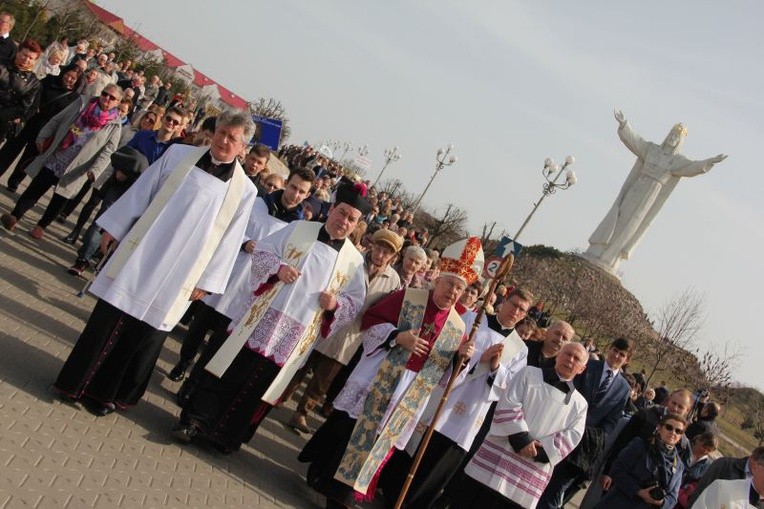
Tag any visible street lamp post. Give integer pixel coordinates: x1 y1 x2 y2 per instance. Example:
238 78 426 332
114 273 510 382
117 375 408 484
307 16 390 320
411 144 457 214
330 140 342 159
371 145 402 188
339 141 354 162
513 155 577 241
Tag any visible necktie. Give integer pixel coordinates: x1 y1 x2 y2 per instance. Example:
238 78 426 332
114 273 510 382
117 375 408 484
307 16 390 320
594 369 613 404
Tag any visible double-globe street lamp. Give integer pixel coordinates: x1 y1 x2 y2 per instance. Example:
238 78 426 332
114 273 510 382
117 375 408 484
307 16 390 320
371 145 402 188
512 155 577 241
411 144 457 215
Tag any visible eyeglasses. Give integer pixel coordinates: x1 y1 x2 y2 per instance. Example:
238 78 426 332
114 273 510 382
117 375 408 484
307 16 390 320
504 299 530 313
662 424 685 435
100 91 119 101
164 116 181 126
143 116 157 125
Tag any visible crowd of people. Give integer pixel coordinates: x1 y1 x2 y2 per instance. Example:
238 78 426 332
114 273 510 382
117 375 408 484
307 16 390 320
1 11 762 509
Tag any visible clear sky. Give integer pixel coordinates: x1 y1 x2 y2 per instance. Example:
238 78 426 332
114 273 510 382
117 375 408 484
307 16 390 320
99 0 763 390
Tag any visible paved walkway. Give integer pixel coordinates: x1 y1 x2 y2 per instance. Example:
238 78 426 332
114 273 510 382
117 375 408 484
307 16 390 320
0 182 328 508
0 179 586 509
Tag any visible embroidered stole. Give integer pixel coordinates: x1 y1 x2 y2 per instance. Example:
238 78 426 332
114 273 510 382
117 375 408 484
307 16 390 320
261 235 361 404
106 146 246 326
205 222 361 391
334 288 465 496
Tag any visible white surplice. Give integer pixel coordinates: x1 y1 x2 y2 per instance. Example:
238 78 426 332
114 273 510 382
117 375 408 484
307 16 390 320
92 145 257 331
410 311 528 452
226 220 366 367
464 365 587 509
691 478 758 509
204 197 288 319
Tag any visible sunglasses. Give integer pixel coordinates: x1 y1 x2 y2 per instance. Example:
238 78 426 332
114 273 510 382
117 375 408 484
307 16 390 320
662 424 685 435
143 116 157 124
100 91 119 101
164 116 181 126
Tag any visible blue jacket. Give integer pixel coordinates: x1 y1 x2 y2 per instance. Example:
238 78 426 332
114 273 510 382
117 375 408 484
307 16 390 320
595 437 683 509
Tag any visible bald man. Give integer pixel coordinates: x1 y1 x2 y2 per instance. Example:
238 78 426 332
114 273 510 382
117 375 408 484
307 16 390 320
525 320 575 369
453 342 589 509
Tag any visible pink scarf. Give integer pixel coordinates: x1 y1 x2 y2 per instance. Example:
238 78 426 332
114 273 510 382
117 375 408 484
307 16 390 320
59 97 118 150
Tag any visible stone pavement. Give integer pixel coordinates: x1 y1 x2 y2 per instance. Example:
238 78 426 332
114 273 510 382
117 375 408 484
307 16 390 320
0 182 328 508
0 179 586 509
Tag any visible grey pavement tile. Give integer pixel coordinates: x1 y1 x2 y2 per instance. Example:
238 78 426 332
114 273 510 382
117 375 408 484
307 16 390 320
0 189 332 508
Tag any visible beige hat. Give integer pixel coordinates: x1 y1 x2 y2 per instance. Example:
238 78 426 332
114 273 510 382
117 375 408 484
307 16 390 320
373 229 404 253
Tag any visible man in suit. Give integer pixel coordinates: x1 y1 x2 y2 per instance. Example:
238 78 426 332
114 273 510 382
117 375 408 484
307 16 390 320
537 337 633 508
689 446 764 506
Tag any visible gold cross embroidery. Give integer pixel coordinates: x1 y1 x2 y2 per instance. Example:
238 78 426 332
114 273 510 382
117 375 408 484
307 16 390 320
453 401 467 415
285 244 305 263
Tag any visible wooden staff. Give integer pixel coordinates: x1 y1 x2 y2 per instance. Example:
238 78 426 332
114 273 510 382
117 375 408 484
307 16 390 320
394 253 515 509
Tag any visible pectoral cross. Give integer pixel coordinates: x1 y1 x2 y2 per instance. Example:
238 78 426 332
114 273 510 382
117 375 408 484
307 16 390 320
420 322 437 341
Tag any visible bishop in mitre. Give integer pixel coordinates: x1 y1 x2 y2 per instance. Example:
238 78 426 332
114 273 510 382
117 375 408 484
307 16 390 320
299 237 484 507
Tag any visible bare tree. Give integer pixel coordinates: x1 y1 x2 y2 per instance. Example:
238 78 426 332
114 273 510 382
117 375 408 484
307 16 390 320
249 97 291 144
47 1 93 41
677 342 742 404
20 0 50 41
419 203 468 249
644 288 705 386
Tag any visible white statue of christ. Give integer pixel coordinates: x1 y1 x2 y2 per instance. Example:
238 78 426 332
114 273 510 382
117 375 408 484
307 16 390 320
584 110 727 275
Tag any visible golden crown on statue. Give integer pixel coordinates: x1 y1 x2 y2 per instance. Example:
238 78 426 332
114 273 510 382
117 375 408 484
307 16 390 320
672 123 689 137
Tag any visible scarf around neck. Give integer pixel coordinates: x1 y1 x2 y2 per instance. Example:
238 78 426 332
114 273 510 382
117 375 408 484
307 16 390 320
59 97 117 150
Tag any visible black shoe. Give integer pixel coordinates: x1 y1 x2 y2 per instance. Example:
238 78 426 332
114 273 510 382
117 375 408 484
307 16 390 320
6 184 17 193
82 396 115 417
55 214 67 224
172 423 197 443
167 360 190 382
67 259 89 276
62 232 78 244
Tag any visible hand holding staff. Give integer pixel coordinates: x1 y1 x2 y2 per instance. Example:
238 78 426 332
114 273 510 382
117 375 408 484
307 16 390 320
394 253 515 509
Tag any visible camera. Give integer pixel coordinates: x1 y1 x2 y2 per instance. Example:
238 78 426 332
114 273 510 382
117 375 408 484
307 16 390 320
648 486 666 501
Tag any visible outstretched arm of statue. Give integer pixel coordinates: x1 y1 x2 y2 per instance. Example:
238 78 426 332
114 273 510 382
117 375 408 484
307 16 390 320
613 109 626 127
672 153 728 177
706 153 728 166
614 109 648 158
